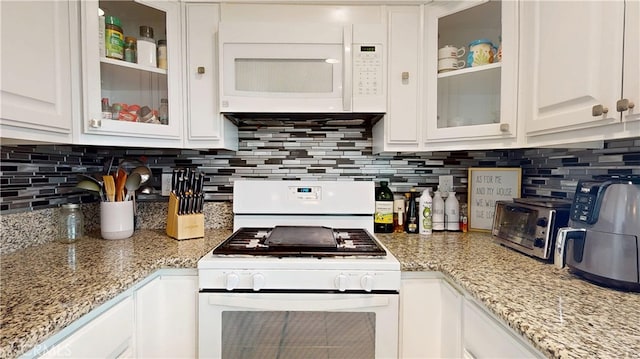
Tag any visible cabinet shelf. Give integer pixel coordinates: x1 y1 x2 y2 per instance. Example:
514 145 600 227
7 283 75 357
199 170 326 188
100 57 167 75
437 62 501 79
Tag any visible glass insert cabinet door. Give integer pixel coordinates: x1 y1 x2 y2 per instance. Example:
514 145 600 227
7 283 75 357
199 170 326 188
80 0 182 142
424 0 518 142
199 292 399 358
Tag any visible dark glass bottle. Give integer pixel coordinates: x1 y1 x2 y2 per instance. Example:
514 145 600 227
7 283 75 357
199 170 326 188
405 189 419 234
374 181 394 233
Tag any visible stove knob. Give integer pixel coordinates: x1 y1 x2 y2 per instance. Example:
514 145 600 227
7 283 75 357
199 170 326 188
335 274 349 292
226 272 240 291
360 275 374 292
252 273 265 291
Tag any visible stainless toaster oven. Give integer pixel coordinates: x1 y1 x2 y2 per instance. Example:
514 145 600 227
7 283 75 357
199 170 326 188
492 198 571 260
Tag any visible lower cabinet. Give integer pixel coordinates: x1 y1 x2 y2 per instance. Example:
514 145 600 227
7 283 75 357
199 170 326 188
400 272 542 359
38 297 134 359
29 270 197 359
135 272 198 358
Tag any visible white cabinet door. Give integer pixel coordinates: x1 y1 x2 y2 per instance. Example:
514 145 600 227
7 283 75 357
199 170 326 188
182 3 238 150
135 273 198 358
373 6 422 154
423 0 519 149
0 1 75 143
440 278 462 358
39 297 134 359
462 298 540 359
521 1 630 144
77 0 183 148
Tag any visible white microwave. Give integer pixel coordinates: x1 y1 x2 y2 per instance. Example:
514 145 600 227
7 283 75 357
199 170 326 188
218 22 387 113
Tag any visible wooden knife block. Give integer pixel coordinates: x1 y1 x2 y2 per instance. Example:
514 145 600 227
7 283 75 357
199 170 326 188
166 192 204 240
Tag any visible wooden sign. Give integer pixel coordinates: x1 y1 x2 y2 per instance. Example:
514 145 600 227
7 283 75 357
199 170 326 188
467 167 521 231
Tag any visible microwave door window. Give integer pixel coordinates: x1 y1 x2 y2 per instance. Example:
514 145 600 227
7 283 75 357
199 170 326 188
235 59 334 94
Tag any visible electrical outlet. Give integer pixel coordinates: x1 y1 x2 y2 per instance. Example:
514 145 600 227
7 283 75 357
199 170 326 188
161 174 172 196
438 175 454 195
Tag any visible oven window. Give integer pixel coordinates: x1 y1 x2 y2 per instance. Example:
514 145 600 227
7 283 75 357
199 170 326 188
221 311 375 358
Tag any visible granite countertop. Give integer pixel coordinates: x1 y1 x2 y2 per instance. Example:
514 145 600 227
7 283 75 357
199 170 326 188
2 230 639 358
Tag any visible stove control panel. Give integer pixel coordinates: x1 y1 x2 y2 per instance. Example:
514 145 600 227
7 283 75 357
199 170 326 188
201 269 400 292
288 185 322 200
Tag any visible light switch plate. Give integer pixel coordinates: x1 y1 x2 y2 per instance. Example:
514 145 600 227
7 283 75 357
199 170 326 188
438 175 453 195
161 174 172 196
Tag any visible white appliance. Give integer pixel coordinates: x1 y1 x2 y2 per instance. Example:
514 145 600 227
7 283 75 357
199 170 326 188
198 180 400 358
219 22 387 113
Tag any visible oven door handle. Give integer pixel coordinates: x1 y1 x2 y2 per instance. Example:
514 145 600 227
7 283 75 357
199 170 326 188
208 294 390 311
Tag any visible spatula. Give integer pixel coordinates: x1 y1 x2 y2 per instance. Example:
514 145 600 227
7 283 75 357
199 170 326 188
103 175 116 202
115 169 127 202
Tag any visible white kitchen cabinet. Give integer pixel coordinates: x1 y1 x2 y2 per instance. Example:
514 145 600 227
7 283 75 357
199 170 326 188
399 272 462 358
77 0 183 148
182 3 238 150
422 0 520 150
462 298 541 359
372 6 423 153
0 1 78 144
134 272 198 358
400 272 542 359
520 0 640 146
38 296 134 359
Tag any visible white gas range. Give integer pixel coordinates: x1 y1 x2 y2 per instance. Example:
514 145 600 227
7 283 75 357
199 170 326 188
197 180 400 358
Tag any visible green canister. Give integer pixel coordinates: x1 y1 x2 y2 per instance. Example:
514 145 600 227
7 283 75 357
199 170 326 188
105 15 124 60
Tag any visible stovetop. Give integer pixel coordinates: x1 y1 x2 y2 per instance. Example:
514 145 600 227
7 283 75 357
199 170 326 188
212 226 387 257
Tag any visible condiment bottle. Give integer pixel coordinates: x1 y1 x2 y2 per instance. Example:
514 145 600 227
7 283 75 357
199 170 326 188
104 15 124 60
432 190 445 231
157 39 167 69
158 98 169 125
374 181 394 233
57 203 84 243
137 26 156 68
419 188 432 235
393 195 405 233
405 189 419 234
459 202 468 233
445 191 460 231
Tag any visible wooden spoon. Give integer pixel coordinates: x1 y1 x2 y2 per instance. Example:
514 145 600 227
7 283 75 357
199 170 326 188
103 175 116 202
115 169 127 202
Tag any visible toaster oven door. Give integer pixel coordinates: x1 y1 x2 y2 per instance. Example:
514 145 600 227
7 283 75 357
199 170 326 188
492 202 539 249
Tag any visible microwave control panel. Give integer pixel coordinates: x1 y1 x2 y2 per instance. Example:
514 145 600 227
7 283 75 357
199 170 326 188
353 44 383 97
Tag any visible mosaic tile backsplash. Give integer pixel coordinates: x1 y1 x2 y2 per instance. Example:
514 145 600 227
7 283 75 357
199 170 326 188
1 125 639 215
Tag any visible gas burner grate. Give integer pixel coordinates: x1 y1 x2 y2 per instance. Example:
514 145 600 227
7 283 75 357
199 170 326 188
213 227 387 257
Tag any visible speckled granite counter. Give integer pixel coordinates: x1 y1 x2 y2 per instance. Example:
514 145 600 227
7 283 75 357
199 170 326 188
2 230 639 358
0 229 232 358
376 232 640 359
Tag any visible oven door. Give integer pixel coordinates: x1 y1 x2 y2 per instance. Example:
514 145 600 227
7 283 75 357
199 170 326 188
198 292 399 358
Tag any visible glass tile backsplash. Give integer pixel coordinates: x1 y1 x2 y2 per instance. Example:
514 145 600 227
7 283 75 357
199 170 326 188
1 124 638 214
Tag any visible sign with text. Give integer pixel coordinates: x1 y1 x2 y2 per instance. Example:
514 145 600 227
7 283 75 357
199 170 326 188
467 167 521 231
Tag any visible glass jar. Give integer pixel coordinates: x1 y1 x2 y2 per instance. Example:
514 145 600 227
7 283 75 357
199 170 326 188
137 25 156 68
57 203 84 243
104 15 124 60
124 36 137 63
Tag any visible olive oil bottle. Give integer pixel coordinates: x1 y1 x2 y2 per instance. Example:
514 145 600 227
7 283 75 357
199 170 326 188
374 181 394 233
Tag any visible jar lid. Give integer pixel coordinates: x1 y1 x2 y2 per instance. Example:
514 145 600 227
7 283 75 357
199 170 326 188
125 36 137 43
62 203 80 209
160 98 168 103
139 25 154 39
105 15 121 27
157 39 167 46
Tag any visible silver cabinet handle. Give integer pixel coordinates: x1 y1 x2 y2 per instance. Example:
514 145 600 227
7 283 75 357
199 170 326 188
499 123 510 132
197 66 205 74
592 104 609 116
401 71 409 80
616 98 635 112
